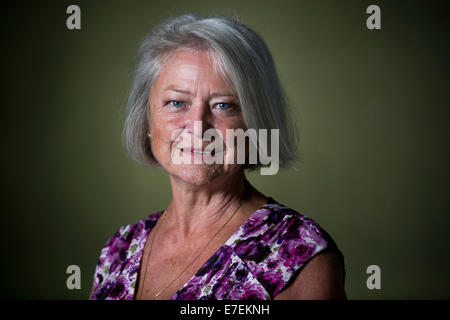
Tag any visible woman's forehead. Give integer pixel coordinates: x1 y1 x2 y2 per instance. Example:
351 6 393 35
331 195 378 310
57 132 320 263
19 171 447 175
154 49 236 96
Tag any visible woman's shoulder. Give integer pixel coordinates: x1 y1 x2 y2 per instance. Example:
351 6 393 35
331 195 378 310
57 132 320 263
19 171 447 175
91 211 163 299
97 211 163 262
237 198 340 249
231 198 345 296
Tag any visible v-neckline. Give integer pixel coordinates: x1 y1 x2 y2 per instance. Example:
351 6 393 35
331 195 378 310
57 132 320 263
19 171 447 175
133 197 276 300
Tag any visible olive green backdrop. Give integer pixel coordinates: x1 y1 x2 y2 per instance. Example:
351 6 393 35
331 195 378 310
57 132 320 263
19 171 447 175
2 0 449 299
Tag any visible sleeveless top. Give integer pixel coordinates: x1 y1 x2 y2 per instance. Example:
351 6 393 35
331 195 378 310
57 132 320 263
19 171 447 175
90 198 345 300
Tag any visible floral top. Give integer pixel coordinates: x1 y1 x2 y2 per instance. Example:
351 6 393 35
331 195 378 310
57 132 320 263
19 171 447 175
90 198 345 300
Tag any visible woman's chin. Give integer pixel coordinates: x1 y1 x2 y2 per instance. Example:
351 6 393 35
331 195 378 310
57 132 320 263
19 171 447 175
168 163 238 187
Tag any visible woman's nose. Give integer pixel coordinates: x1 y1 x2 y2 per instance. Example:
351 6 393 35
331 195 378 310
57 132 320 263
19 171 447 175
184 102 212 136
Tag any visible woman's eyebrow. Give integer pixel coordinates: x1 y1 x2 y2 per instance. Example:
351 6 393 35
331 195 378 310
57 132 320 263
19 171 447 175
210 92 236 98
163 86 191 95
163 86 236 99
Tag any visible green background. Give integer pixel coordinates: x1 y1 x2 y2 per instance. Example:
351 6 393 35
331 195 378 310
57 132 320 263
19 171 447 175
2 0 449 299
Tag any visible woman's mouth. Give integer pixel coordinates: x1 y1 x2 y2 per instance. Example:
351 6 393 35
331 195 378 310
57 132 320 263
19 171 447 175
177 147 216 156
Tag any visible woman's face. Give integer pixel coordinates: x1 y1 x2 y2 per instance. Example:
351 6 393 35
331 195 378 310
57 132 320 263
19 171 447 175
149 49 246 186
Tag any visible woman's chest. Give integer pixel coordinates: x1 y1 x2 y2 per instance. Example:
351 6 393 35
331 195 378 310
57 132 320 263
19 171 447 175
134 232 234 300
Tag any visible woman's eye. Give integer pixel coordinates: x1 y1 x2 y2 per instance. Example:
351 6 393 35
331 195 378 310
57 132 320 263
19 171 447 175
169 100 183 108
217 103 232 110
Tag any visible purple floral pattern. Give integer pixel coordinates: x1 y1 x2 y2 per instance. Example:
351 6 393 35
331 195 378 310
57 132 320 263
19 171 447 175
90 198 345 300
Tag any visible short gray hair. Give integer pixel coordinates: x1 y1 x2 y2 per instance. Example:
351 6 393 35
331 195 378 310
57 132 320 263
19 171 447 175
123 14 298 170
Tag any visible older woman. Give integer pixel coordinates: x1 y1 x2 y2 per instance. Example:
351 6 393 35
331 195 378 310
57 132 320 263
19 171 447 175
90 14 346 300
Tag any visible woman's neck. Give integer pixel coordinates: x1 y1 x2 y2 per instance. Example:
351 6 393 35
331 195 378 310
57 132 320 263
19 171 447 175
165 170 261 240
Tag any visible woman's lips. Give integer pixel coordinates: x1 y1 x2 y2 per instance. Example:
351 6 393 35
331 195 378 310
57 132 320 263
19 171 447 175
184 147 213 155
174 147 221 157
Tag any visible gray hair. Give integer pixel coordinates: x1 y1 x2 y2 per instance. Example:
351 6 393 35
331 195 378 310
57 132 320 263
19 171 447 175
123 14 298 170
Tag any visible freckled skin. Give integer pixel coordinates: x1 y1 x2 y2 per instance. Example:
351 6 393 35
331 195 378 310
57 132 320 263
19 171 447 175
91 50 346 302
149 49 246 187
90 200 347 300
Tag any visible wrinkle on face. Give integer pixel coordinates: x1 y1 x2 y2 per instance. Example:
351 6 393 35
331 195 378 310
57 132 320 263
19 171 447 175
148 49 246 187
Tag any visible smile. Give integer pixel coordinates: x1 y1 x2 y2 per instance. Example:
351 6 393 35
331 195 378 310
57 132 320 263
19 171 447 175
176 147 216 156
